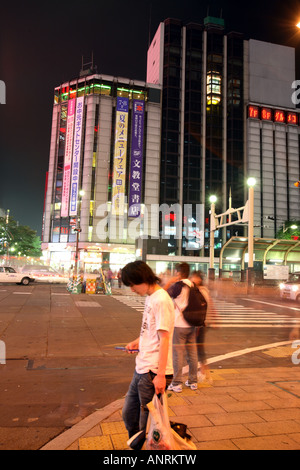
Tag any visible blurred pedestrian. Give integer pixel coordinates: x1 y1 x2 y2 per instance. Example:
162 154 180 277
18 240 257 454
117 269 122 288
106 268 113 287
190 270 218 384
121 261 175 439
164 262 198 392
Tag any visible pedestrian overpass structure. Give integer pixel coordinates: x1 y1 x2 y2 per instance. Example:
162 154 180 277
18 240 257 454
219 237 300 278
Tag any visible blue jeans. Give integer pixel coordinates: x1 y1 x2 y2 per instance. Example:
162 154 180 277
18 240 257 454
122 370 172 438
172 327 198 385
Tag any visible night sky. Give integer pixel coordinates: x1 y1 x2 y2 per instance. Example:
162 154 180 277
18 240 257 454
1 0 300 236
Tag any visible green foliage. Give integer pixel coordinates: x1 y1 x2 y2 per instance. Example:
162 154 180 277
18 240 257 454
0 215 42 257
276 221 300 240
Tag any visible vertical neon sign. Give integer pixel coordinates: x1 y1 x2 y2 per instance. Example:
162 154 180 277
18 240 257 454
128 100 144 218
70 97 84 216
111 97 129 216
61 98 76 217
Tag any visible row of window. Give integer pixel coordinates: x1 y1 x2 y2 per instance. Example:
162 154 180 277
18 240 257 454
54 80 147 105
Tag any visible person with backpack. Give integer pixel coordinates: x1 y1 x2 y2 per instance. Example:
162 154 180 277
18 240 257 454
164 262 200 392
190 270 218 384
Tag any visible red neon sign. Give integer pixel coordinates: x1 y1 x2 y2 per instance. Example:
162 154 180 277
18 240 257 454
248 105 259 119
274 110 285 123
261 108 272 121
287 112 297 125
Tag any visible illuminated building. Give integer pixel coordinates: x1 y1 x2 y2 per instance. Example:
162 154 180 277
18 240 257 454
42 17 300 276
42 69 162 272
147 17 300 261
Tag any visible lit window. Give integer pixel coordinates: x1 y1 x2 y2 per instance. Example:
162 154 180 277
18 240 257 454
207 71 221 105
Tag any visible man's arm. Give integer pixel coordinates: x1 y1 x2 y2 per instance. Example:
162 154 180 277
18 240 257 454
152 330 170 395
125 337 140 354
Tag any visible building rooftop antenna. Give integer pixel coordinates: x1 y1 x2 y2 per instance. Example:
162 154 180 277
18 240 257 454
80 53 97 77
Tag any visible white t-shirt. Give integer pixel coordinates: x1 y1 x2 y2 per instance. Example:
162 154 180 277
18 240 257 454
168 278 193 328
135 287 175 375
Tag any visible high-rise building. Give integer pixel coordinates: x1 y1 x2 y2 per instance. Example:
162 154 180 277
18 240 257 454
42 70 162 272
147 17 300 259
42 17 300 276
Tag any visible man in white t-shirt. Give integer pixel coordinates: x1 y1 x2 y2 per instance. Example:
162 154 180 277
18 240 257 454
121 261 175 438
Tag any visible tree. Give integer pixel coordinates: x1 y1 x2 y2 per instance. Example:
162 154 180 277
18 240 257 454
0 215 42 257
276 221 300 240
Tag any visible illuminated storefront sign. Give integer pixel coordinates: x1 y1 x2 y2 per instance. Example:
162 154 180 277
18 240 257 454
261 107 272 121
248 105 299 126
112 97 129 216
128 100 145 218
70 96 84 216
61 98 76 217
287 112 298 125
274 110 285 123
248 105 259 119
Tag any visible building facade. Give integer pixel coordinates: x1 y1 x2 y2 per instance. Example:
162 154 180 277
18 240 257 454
42 72 162 273
42 17 300 276
146 18 300 262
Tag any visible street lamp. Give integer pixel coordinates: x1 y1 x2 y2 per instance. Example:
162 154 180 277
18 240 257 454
247 177 256 285
209 195 217 281
73 227 82 277
73 189 85 277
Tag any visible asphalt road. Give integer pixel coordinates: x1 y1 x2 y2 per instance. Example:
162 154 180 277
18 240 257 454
0 282 299 450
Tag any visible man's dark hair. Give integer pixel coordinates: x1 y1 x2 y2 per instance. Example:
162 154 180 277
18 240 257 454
121 261 160 286
191 270 205 282
174 262 190 279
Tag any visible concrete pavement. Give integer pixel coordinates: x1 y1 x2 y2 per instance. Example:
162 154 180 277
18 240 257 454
2 281 300 450
41 341 300 450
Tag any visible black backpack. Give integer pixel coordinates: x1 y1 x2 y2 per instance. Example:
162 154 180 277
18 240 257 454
181 283 207 327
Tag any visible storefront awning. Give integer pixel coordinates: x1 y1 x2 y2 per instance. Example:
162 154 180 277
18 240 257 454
220 236 300 269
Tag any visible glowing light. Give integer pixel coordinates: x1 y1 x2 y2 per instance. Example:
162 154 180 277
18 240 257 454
247 177 256 187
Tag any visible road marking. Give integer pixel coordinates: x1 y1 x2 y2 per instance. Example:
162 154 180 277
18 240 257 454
13 292 32 295
75 301 101 308
51 293 70 296
182 341 294 372
242 298 300 312
113 295 299 328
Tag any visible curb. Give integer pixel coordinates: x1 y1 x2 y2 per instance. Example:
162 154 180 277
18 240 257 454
40 398 125 450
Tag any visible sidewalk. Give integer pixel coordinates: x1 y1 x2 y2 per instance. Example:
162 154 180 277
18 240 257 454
41 342 300 451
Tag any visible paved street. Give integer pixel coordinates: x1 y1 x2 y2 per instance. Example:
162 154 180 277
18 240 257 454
0 282 299 450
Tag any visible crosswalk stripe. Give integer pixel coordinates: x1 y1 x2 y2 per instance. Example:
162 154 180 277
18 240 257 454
113 295 299 328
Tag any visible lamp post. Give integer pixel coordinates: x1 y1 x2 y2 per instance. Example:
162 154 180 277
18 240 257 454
73 226 82 277
209 195 217 281
73 189 84 277
247 177 256 285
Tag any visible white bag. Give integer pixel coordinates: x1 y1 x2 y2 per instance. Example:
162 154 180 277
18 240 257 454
171 428 197 450
145 393 174 450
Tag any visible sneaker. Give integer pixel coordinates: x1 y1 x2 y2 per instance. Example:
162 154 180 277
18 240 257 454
198 372 213 384
168 383 182 393
185 380 198 391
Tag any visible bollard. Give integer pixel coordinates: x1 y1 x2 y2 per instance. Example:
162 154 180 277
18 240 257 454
0 340 6 365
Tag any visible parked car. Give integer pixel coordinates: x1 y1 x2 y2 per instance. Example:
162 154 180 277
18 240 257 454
21 265 68 283
279 272 300 303
0 266 34 285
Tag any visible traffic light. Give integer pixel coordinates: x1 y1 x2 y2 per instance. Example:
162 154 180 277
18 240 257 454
295 181 300 187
